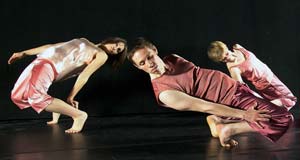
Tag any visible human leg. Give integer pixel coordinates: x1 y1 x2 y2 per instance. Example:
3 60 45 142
27 61 87 133
206 115 242 138
216 121 255 148
232 84 293 142
259 75 297 110
280 97 297 110
270 98 296 111
11 59 88 133
47 112 61 125
11 63 35 109
45 98 88 133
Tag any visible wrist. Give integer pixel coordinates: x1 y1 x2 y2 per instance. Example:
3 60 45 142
21 52 27 57
240 110 247 121
68 97 74 100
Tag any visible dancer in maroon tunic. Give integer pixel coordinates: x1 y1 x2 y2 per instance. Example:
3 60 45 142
127 38 293 148
207 41 297 110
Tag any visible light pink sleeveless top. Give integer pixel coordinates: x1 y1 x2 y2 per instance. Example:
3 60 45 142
230 46 274 90
37 38 100 81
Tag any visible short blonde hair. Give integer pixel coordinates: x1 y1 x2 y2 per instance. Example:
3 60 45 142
207 41 227 62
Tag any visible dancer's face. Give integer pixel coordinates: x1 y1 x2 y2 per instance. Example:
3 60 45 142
220 45 236 63
104 42 125 55
131 47 165 75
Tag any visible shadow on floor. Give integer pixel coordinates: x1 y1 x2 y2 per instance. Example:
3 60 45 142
0 113 299 160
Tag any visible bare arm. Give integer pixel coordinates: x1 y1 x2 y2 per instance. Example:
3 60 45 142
159 90 270 123
8 42 64 64
233 44 243 49
20 44 54 56
67 51 108 107
228 67 263 98
228 67 244 83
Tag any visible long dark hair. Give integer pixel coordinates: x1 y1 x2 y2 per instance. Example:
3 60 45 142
97 37 128 70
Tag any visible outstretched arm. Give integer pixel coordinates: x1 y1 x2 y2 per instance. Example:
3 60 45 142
8 42 64 64
67 51 108 108
159 90 270 123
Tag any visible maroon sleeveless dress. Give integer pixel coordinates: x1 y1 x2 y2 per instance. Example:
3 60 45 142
151 54 293 142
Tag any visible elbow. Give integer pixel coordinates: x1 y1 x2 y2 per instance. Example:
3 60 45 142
174 105 190 111
167 102 190 111
78 75 89 85
200 107 214 114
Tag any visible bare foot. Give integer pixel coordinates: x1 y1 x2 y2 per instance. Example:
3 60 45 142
206 115 221 138
217 124 238 148
47 112 60 125
47 120 58 125
65 112 88 134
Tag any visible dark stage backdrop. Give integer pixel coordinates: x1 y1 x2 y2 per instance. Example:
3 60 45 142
1 0 299 120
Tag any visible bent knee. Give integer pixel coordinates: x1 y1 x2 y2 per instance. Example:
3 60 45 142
11 91 25 104
281 98 296 108
29 101 50 113
28 95 53 111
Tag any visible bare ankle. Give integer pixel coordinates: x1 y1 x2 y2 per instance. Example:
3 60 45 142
74 112 88 119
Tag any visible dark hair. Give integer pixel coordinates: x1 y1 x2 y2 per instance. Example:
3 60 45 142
97 37 128 70
127 37 157 64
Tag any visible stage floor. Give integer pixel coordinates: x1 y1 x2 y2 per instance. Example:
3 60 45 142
0 113 299 160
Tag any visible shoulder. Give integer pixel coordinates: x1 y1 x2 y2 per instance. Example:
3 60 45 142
68 38 96 46
166 54 188 61
78 38 94 44
232 44 247 56
233 44 244 49
162 54 183 63
171 54 183 58
164 54 195 70
93 51 108 63
233 44 253 57
76 38 105 52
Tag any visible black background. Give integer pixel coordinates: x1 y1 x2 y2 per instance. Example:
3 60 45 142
1 0 299 120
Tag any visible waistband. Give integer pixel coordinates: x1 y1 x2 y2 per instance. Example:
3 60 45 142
34 58 58 80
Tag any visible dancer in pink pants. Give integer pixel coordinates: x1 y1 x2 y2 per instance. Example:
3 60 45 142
8 37 127 133
207 41 297 110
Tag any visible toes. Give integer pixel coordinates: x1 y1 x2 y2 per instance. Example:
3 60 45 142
230 139 238 147
222 139 238 148
65 129 79 134
224 144 231 148
47 121 58 125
